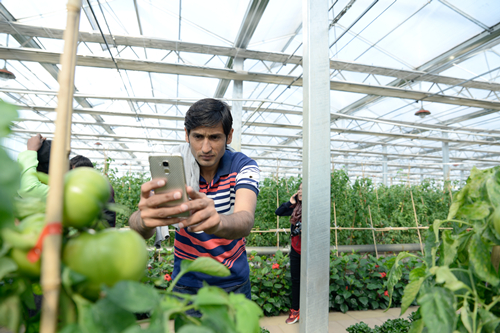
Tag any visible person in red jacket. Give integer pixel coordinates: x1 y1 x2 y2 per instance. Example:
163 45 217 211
275 183 302 324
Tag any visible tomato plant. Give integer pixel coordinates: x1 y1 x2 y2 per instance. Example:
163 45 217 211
386 166 500 332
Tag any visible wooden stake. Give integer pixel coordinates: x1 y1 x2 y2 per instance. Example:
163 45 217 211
368 206 378 258
334 201 338 257
410 189 424 255
40 1 81 333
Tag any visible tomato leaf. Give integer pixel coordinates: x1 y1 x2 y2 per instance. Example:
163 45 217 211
104 280 160 313
441 231 460 266
401 277 424 316
199 305 237 333
486 178 500 208
408 319 424 333
0 100 18 137
182 257 230 277
91 298 137 333
457 202 491 220
0 148 20 229
176 325 216 333
478 308 500 333
0 257 17 280
409 267 426 282
469 234 500 286
0 295 21 333
418 287 456 333
386 251 418 309
193 286 229 307
228 293 263 333
460 300 472 333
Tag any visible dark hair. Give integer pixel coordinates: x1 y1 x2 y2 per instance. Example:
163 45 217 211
36 140 52 174
70 155 94 169
184 98 233 137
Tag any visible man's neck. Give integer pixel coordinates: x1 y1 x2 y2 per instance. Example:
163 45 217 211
200 165 218 185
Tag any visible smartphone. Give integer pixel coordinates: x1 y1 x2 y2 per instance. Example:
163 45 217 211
148 154 189 219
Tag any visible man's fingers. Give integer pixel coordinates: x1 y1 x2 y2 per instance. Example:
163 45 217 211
140 178 167 198
180 208 211 228
145 191 180 207
186 186 204 200
187 214 220 233
141 216 186 229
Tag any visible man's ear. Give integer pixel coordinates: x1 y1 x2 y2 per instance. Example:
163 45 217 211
184 128 189 143
226 128 234 145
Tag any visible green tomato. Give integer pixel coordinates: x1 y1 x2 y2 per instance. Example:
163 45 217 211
62 229 148 300
11 247 41 278
63 167 111 229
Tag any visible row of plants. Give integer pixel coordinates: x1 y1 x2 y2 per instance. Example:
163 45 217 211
346 313 416 333
101 162 458 246
145 248 422 317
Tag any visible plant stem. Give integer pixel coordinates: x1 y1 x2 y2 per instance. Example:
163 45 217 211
485 295 500 311
167 271 185 293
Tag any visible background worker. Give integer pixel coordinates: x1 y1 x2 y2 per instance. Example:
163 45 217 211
275 182 302 324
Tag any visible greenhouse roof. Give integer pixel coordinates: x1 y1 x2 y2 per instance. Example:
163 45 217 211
1 0 500 183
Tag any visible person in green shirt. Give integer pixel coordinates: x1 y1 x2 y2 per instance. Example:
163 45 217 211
17 133 117 227
17 133 50 199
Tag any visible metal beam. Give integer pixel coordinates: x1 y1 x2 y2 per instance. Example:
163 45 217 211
18 117 500 157
2 47 500 110
1 21 500 92
14 103 500 148
213 0 269 98
301 0 330 330
0 4 136 160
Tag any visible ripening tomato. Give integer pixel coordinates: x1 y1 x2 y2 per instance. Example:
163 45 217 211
62 228 148 300
63 167 111 229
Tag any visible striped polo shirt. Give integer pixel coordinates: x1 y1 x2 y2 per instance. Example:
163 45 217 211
172 149 260 288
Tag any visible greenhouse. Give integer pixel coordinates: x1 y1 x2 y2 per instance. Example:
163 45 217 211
0 0 500 332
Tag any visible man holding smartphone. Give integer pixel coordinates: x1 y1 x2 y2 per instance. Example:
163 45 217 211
129 98 260 302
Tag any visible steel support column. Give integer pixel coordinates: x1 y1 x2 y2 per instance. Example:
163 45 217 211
231 57 243 152
301 0 330 331
382 146 388 186
443 131 450 181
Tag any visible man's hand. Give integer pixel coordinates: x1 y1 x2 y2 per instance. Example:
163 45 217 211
27 134 45 151
177 186 221 234
137 178 189 229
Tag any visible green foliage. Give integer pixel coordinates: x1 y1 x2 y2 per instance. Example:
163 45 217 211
146 249 420 316
0 101 20 230
96 161 455 247
248 250 291 316
347 315 414 333
386 166 500 332
97 162 150 229
247 169 454 247
330 252 420 313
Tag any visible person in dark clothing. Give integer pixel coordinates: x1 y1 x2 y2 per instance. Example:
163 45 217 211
275 183 302 325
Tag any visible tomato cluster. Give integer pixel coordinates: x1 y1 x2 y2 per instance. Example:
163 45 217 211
2 167 148 302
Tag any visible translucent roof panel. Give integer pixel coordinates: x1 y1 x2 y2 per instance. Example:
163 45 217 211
0 0 499 181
